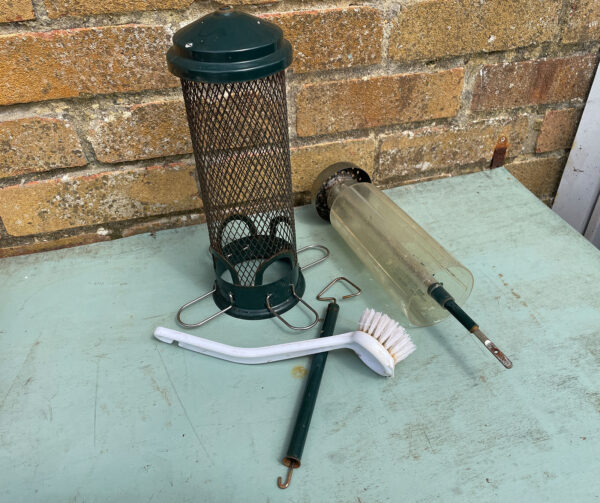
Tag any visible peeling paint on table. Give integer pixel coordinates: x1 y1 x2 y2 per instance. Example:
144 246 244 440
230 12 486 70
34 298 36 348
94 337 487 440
1 168 599 502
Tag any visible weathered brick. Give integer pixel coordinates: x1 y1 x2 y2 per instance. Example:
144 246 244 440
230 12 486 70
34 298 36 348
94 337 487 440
536 108 582 153
90 100 191 163
0 26 177 106
0 163 201 236
471 55 597 111
290 138 376 192
0 232 111 258
121 213 205 238
296 68 464 137
92 92 286 164
390 0 560 62
563 0 600 43
216 0 277 4
378 118 529 183
507 156 566 197
0 0 34 23
45 0 193 18
0 118 86 178
264 7 382 74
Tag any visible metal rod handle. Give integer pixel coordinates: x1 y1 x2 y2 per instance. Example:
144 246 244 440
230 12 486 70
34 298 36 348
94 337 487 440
429 283 512 369
278 302 340 489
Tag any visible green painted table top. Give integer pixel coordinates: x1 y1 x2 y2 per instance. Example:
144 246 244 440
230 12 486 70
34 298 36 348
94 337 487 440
2 168 599 502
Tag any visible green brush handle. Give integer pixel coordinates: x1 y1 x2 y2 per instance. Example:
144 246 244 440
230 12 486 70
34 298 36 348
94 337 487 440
283 302 339 467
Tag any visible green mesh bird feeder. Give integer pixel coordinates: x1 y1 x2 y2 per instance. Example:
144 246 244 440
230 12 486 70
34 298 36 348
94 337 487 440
168 7 324 329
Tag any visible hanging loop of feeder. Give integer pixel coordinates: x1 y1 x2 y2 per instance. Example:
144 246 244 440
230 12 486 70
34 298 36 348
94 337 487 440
265 285 319 331
176 287 234 328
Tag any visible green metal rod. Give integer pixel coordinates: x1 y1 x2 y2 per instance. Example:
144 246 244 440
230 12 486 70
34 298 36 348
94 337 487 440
277 302 339 489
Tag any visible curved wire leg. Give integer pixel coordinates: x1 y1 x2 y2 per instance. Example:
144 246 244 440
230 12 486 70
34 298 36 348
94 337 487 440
297 244 330 270
176 287 234 328
266 285 319 331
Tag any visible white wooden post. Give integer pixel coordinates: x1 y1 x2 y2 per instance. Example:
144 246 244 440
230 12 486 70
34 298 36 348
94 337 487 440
553 66 600 248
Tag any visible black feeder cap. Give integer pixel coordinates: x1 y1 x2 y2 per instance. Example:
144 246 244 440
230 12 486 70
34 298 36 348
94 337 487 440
167 6 293 83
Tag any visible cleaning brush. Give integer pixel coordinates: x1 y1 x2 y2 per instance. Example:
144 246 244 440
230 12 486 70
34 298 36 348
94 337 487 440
154 308 415 377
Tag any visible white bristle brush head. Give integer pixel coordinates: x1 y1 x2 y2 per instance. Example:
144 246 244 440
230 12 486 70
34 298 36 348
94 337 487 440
358 308 416 365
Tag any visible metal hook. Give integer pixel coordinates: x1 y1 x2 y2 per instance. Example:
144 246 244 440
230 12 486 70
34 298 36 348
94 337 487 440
266 284 319 331
316 276 362 304
297 244 330 270
277 465 294 489
277 458 299 489
176 287 234 328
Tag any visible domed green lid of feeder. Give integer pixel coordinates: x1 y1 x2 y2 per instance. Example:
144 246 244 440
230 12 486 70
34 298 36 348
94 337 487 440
167 6 293 83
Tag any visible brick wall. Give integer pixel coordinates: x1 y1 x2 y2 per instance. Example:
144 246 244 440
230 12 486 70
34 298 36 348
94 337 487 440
0 0 599 257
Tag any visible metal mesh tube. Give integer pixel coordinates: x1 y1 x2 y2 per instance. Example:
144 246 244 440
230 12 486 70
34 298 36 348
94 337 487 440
181 71 297 287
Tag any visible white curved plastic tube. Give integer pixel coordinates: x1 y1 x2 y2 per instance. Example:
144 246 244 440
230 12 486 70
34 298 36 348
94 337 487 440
154 326 397 377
